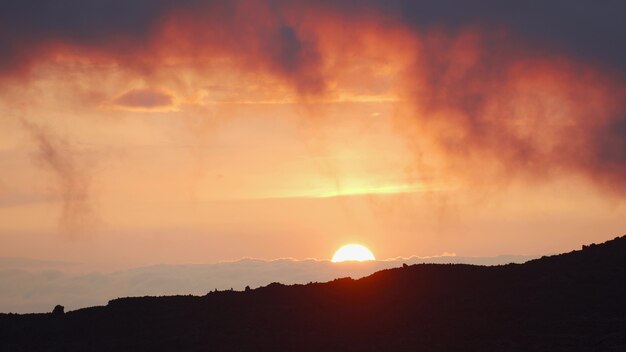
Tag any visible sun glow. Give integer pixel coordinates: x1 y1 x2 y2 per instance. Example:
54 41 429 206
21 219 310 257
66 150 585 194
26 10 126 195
331 244 376 262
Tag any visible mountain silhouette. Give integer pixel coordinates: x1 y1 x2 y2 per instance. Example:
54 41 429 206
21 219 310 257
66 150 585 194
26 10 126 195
1 236 625 351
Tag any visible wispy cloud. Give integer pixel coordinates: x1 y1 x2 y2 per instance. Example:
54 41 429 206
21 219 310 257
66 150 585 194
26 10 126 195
19 119 94 236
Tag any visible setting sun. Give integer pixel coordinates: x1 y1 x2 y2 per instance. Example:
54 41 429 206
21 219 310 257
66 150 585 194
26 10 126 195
331 244 376 263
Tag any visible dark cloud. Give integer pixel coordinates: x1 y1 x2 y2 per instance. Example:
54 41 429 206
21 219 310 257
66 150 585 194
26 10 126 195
0 0 624 74
1 1 625 80
269 25 324 93
584 111 626 189
114 88 174 109
0 0 179 72
358 0 626 75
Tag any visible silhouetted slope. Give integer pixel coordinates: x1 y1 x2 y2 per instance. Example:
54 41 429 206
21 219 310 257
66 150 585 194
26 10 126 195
1 236 625 351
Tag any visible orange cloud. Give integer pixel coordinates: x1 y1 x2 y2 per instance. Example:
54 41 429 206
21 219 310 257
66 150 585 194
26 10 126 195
398 28 626 194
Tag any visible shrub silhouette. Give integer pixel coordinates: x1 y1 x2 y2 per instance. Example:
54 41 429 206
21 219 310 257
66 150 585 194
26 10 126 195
52 305 64 315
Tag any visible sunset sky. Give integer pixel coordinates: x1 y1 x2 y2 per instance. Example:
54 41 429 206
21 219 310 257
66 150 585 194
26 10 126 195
1 0 625 271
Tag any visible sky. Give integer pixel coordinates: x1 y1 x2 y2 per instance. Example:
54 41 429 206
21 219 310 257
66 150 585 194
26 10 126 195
0 0 625 273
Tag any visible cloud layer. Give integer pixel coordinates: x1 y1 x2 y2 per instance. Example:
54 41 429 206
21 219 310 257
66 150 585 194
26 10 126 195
2 0 624 196
0 254 537 313
1 1 625 74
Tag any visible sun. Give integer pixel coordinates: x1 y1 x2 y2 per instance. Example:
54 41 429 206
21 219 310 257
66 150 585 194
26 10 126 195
331 244 376 263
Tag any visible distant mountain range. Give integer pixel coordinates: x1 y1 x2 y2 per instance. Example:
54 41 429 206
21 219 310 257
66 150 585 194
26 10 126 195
1 236 624 351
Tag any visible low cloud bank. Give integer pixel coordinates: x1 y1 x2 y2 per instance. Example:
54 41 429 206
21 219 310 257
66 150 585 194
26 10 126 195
0 254 536 313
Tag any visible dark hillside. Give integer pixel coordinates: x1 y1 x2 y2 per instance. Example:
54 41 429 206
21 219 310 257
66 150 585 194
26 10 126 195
1 236 625 351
